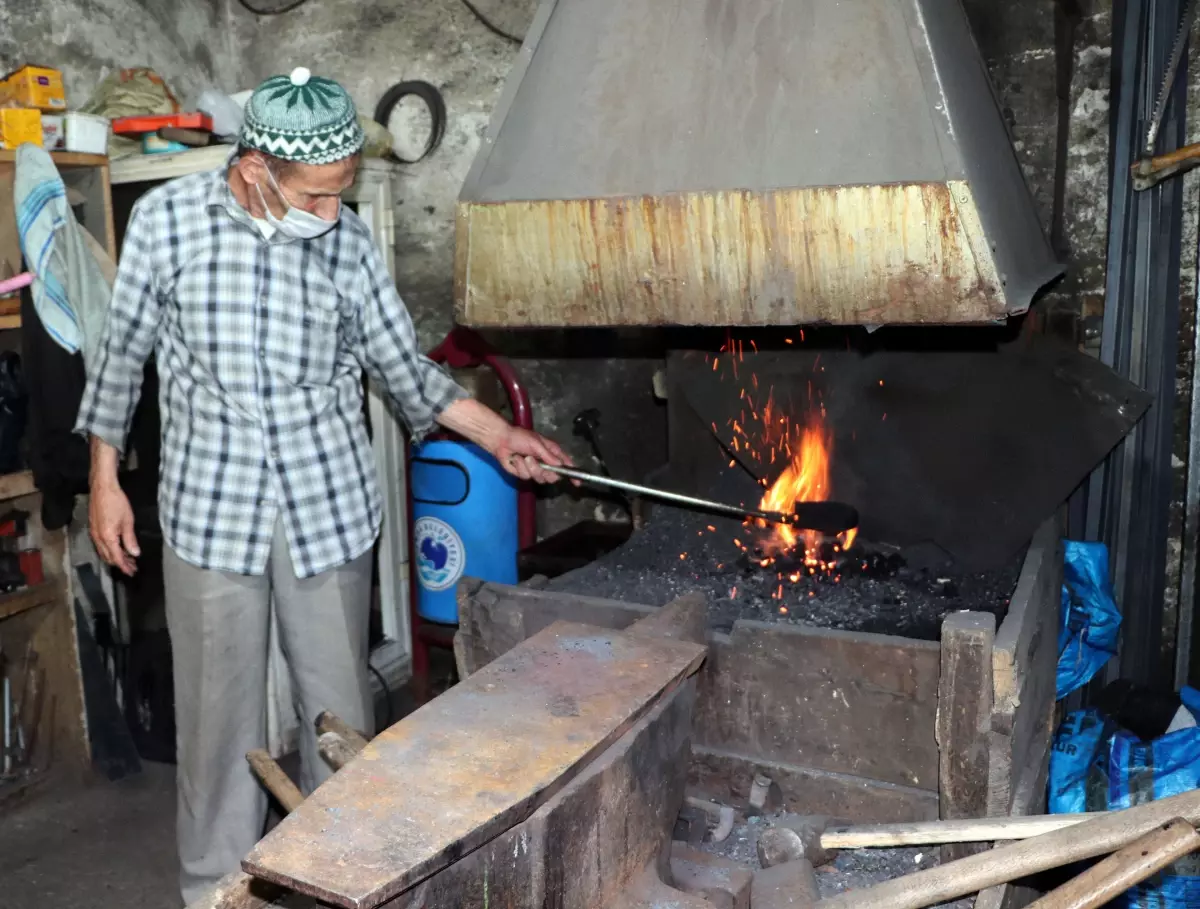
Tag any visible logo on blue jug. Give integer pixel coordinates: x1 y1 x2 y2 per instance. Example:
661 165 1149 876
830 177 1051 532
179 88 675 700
414 517 465 592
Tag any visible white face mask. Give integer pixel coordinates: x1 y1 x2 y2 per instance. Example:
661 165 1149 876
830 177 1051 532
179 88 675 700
254 167 340 240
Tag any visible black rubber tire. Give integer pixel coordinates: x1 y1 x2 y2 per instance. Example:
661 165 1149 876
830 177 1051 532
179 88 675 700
373 80 448 165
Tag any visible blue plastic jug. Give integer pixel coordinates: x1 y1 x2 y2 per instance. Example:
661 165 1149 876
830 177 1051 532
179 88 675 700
410 440 518 624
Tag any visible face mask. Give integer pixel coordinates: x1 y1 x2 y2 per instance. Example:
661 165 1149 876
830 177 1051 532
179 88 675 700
254 167 340 240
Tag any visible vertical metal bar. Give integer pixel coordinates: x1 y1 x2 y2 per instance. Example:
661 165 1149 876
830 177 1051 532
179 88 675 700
1176 193 1200 687
1087 0 1187 686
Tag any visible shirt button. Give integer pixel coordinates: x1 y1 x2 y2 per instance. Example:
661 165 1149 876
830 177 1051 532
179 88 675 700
270 447 280 459
258 348 266 359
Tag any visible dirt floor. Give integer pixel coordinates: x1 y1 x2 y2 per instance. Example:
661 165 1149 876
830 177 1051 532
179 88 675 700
0 762 179 909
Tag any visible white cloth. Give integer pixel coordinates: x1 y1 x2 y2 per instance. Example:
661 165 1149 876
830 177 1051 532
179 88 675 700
13 143 111 365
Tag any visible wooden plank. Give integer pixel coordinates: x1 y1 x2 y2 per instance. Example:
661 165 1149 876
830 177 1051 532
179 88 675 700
0 578 90 774
938 611 996 862
456 184 1004 328
0 150 107 167
455 578 654 674
992 520 1062 712
689 746 939 823
0 581 56 621
695 621 942 789
0 160 19 281
109 144 233 185
988 519 1062 817
243 621 707 909
459 579 943 791
0 470 36 502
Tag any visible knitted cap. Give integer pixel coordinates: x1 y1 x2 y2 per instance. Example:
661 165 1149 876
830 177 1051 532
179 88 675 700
240 67 364 165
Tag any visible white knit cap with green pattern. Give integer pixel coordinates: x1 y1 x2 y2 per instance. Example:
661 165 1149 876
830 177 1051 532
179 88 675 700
240 67 365 165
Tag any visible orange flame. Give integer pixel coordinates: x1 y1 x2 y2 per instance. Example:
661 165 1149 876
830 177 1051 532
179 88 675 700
755 410 857 563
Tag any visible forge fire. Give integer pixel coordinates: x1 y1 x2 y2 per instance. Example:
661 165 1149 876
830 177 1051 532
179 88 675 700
552 344 1024 642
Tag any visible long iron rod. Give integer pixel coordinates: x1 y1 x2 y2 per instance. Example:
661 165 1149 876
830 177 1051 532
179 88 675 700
538 463 788 525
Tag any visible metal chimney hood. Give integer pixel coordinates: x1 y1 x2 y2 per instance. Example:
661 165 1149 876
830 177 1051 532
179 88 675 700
455 0 1063 328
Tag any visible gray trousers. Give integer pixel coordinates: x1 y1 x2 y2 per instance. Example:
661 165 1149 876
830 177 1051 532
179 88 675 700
164 522 374 906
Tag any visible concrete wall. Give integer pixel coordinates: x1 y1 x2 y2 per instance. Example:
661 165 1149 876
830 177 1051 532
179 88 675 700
0 0 251 107
231 0 1115 537
231 0 665 535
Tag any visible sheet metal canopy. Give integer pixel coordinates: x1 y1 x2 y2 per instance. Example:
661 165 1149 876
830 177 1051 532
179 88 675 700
455 0 1062 327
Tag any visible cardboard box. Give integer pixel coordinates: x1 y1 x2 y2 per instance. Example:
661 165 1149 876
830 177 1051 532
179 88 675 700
0 108 43 149
1 66 66 112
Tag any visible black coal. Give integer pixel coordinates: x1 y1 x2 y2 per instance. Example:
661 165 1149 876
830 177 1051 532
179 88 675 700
549 506 1024 642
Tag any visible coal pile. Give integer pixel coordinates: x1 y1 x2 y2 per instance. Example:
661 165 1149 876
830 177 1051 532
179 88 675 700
549 506 1023 641
696 815 972 908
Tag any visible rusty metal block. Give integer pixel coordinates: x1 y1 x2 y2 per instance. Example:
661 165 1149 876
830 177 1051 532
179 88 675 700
244 621 705 909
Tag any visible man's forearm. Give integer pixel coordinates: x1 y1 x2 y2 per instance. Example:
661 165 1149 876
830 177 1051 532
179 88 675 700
89 435 122 492
435 398 510 451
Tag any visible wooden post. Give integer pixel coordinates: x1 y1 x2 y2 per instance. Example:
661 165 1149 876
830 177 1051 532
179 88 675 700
938 611 996 862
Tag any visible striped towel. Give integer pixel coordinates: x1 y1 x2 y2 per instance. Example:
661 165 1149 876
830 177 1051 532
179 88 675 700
14 143 111 366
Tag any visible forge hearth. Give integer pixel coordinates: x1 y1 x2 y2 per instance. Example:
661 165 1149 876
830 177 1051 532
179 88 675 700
456 516 1059 832
546 506 1023 642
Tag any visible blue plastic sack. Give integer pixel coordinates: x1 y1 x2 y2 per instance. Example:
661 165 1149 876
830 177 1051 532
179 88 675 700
1050 703 1200 907
1057 541 1122 699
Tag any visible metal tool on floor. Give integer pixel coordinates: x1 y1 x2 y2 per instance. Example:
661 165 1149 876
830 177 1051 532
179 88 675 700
538 462 859 535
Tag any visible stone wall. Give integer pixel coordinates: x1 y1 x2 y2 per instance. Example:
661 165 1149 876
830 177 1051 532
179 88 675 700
0 0 251 107
232 0 1118 537
231 0 664 535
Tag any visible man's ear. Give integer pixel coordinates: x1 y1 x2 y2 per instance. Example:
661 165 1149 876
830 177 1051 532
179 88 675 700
236 153 268 186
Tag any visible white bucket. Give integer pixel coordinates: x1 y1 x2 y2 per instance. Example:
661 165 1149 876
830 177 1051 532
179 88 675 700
64 112 110 155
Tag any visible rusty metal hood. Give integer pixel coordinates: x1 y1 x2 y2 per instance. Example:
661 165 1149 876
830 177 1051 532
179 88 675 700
455 0 1062 328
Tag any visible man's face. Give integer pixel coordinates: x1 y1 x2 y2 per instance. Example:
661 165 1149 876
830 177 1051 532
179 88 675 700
241 153 360 221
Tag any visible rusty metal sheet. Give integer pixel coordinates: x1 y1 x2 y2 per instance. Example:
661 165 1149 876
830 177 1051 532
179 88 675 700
242 621 706 909
455 0 1062 329
455 183 1010 328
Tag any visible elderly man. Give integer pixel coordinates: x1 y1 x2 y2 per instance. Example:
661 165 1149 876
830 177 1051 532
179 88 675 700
76 68 569 904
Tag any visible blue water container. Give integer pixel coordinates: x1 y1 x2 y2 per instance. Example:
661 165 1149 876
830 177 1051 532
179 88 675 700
410 440 518 624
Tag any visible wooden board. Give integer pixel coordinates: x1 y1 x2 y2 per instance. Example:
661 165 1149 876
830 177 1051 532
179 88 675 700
688 747 939 823
455 578 654 675
694 621 942 789
937 611 996 861
0 151 107 167
987 519 1062 817
243 620 706 909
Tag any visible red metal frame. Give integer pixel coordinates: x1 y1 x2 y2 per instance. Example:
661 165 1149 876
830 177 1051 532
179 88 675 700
406 326 536 694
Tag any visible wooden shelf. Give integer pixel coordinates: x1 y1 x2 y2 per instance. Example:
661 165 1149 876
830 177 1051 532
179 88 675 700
110 144 233 185
0 470 36 501
0 150 108 169
0 581 55 622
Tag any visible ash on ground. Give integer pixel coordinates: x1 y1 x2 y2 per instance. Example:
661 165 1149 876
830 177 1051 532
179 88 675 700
549 508 1023 641
698 815 972 908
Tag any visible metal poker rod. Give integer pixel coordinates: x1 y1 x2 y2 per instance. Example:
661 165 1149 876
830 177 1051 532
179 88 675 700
537 463 858 535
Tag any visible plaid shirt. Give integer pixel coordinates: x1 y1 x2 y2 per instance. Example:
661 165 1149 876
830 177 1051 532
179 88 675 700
75 166 466 578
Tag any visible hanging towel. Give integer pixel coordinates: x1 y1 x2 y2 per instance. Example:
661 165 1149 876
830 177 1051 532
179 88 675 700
13 143 111 366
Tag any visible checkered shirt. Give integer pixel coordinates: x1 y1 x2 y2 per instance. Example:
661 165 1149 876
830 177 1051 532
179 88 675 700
75 166 466 578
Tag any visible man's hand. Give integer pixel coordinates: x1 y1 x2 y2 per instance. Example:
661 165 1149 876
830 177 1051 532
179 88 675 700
436 398 577 485
492 425 573 484
88 435 140 576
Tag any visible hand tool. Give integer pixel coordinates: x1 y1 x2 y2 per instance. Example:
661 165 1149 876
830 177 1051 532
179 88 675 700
537 463 859 535
1026 817 1200 909
821 787 1200 909
1132 0 1200 189
819 812 1094 849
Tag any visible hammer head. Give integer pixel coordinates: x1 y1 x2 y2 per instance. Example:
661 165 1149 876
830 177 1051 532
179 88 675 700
757 815 843 869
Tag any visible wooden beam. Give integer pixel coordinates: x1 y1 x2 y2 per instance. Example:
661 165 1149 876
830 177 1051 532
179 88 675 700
938 611 996 862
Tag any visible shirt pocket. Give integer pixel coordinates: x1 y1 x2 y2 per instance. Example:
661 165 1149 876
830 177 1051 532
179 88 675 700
278 255 349 387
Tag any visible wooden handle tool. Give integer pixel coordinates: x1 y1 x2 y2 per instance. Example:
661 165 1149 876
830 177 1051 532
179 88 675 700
1026 817 1200 909
821 788 1200 909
